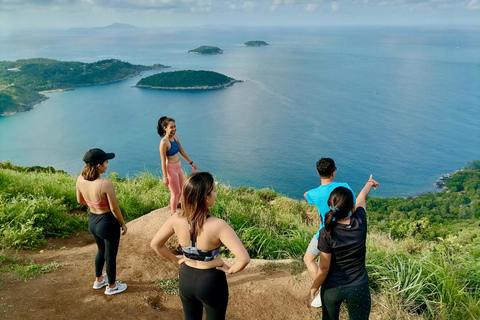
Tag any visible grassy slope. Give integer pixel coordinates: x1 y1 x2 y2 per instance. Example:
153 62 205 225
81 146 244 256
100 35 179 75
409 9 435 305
0 161 479 319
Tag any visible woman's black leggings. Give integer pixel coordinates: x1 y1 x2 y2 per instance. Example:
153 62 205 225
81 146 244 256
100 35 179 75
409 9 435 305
321 283 371 320
179 263 229 320
88 212 120 285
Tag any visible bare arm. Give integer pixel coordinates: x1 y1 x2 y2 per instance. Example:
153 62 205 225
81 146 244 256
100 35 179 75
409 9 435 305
150 217 184 265
176 136 198 172
75 177 88 206
305 252 331 307
216 220 250 274
104 179 127 235
159 139 169 186
355 174 380 210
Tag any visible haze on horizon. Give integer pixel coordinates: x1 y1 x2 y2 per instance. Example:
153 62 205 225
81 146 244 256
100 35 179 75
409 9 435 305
1 0 479 31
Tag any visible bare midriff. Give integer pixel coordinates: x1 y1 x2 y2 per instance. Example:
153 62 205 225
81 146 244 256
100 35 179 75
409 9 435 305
184 255 223 269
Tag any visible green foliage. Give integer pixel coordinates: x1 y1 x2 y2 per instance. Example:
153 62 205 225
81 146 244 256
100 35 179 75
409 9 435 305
367 168 480 240
1 161 480 318
244 41 269 46
137 70 236 89
368 237 480 319
0 166 170 249
153 276 179 295
0 85 46 115
0 252 61 279
187 46 223 54
210 184 316 259
0 58 166 114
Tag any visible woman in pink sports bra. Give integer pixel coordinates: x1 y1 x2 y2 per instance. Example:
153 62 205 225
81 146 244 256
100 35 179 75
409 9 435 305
158 116 198 214
76 148 128 295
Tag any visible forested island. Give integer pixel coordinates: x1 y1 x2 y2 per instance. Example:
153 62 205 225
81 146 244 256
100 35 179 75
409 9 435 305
0 58 168 116
135 70 241 90
188 46 224 55
245 41 269 47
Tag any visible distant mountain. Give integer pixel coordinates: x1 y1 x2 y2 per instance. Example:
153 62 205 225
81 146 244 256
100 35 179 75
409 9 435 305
98 23 137 29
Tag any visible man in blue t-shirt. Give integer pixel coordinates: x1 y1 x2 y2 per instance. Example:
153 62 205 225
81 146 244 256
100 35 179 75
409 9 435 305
303 158 356 307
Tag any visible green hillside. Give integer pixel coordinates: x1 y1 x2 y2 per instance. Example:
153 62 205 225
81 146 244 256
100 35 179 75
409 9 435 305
0 58 167 115
0 85 46 115
1 160 479 318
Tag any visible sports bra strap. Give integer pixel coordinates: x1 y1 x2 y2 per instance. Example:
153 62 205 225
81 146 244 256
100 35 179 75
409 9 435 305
190 233 196 247
99 178 105 199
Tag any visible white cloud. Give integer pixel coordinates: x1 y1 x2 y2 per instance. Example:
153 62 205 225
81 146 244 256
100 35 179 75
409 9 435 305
243 1 257 10
305 3 319 11
468 0 480 9
331 1 339 11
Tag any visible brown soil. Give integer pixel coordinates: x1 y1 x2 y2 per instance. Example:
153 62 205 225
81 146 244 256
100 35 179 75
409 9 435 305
0 208 396 320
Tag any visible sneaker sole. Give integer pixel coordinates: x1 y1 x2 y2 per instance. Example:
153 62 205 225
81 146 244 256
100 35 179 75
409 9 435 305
93 282 108 289
104 284 127 295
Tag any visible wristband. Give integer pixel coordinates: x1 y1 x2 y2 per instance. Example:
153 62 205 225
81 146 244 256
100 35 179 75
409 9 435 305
189 161 193 165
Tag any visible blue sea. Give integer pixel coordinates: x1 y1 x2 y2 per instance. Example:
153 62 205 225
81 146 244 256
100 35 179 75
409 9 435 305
0 26 479 199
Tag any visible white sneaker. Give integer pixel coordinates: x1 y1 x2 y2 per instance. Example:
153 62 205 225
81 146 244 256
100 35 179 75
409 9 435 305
92 274 108 289
104 281 127 295
311 292 322 308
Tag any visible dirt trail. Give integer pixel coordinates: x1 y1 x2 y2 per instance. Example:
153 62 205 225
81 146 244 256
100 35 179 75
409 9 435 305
1 208 388 319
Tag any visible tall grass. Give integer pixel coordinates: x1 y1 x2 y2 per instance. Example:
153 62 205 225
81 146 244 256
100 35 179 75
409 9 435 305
0 166 318 259
368 237 480 319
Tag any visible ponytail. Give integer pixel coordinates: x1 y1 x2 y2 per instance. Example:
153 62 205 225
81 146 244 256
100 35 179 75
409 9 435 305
81 164 101 181
157 116 175 137
324 187 355 238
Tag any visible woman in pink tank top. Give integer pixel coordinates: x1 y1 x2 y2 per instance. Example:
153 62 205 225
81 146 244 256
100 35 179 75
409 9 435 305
76 148 128 295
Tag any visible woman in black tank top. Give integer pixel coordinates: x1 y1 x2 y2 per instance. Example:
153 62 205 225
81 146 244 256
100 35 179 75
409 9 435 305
305 175 379 320
151 172 250 320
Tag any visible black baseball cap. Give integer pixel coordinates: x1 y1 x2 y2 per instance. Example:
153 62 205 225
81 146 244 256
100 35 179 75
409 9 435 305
83 148 115 165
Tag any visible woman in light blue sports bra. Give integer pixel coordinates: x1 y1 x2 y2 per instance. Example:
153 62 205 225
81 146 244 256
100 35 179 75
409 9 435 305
151 172 250 320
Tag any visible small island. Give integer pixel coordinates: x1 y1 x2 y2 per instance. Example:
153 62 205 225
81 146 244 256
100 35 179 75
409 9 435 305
135 70 241 90
244 41 269 47
0 58 168 116
188 46 224 55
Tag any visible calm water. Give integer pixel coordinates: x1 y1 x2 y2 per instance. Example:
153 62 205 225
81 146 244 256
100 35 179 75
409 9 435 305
1 26 479 199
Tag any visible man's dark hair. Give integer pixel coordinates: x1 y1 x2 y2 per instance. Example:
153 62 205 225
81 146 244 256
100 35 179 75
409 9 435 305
316 158 336 177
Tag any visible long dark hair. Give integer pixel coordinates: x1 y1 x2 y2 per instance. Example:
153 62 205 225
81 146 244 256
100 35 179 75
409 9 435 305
157 116 175 137
324 187 355 238
180 172 215 237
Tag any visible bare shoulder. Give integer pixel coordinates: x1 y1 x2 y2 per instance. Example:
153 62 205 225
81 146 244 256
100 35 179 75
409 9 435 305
102 178 115 190
206 217 228 229
170 212 189 225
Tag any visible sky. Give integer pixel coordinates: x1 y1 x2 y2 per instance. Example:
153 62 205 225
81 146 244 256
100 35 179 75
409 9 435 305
0 0 479 30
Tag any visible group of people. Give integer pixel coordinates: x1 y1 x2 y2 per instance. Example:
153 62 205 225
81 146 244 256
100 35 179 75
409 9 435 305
75 116 379 320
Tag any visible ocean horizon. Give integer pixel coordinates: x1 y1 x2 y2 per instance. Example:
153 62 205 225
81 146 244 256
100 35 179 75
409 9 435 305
1 25 479 199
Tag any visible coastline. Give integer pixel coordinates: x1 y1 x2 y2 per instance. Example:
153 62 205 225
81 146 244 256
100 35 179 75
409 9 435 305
0 95 48 117
38 88 74 94
1 65 169 117
188 50 224 55
135 79 242 90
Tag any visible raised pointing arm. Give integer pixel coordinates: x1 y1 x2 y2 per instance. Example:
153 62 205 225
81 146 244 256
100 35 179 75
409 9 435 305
355 174 379 210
